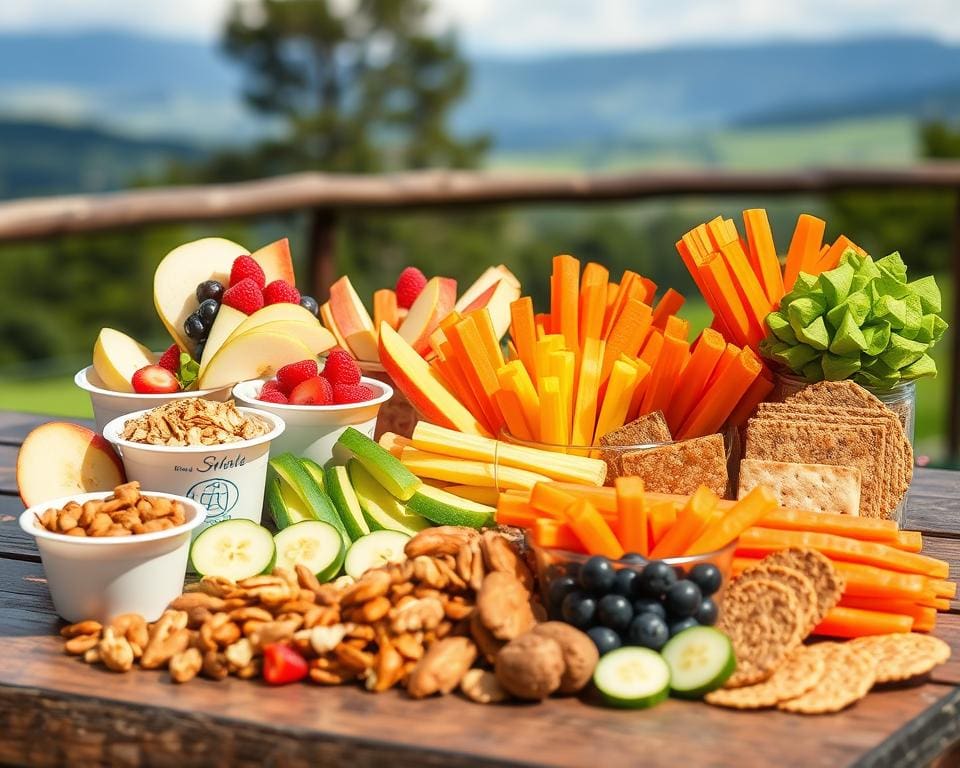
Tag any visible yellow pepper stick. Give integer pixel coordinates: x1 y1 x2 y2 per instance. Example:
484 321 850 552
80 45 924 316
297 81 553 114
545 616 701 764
538 376 568 452
593 357 640 448
534 335 565 395
547 349 576 446
570 337 605 454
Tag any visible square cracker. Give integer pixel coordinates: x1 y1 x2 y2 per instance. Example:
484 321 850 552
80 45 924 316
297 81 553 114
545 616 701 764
619 433 727 497
744 420 887 518
738 459 861 516
754 404 898 515
599 411 673 479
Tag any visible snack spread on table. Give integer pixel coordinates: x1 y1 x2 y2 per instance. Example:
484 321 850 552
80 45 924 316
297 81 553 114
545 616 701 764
17 210 956 715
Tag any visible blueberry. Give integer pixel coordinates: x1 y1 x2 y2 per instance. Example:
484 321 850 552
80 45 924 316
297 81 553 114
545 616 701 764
695 596 719 626
664 580 702 618
193 340 205 361
611 567 639 597
561 591 596 629
668 617 699 637
688 563 723 596
196 280 224 303
565 561 582 581
547 576 578 612
627 613 669 651
597 594 633 632
544 564 566 581
636 560 677 598
197 298 220 327
579 556 616 594
184 313 206 340
587 626 622 656
632 597 666 620
300 295 320 317
620 552 646 564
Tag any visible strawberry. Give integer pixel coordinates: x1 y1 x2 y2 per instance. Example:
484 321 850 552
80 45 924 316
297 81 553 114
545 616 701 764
321 348 361 385
263 279 301 306
230 255 265 289
261 379 285 397
157 343 180 373
276 359 319 395
289 376 334 406
332 382 375 404
222 277 265 315
395 266 427 309
131 365 180 394
258 388 289 404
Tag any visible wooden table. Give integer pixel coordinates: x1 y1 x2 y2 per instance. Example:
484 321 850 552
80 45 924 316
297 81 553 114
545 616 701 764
2 410 960 768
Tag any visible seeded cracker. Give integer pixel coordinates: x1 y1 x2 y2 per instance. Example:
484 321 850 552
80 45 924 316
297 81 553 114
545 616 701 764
778 642 876 714
735 564 819 637
717 578 805 687
737 459 861 516
849 633 951 683
599 411 672 480
618 433 728 498
760 548 844 626
705 646 825 709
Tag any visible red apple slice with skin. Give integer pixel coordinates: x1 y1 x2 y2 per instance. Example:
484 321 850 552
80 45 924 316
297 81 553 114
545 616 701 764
398 277 457 356
250 238 296 286
17 423 126 507
328 276 375 339
460 278 521 340
379 323 490 436
320 301 350 350
455 265 520 313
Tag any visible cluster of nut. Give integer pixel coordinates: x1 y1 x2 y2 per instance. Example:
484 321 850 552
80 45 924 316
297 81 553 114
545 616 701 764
35 481 186 537
58 526 598 702
120 398 268 447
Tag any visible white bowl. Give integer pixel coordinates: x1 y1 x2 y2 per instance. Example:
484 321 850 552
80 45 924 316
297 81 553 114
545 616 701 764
75 365 233 434
20 490 207 623
102 405 284 534
232 376 393 465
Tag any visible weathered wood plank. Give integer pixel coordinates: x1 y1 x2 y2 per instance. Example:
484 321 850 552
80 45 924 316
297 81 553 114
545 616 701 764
0 495 37 562
0 411 94 447
0 444 16 495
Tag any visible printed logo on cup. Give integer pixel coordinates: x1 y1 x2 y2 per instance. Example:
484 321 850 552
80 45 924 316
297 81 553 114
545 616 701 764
187 477 239 523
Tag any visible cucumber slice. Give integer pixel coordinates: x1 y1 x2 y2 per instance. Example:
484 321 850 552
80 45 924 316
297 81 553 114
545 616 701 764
348 460 431 535
406 485 495 529
273 520 344 582
265 475 313 529
344 530 411 579
325 464 370 542
335 426 421 500
660 626 736 699
190 519 276 581
269 453 348 542
593 647 671 709
299 457 327 490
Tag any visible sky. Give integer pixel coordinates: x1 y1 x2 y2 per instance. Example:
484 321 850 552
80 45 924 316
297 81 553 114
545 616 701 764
1 0 959 54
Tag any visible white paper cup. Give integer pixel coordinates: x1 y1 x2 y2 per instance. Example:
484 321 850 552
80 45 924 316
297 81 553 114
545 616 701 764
20 491 207 622
102 406 284 533
232 376 393 465
75 365 233 434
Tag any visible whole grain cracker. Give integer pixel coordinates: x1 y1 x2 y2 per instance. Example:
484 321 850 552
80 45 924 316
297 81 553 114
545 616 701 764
737 458 861 516
744 419 887 518
849 633 951 683
759 548 844 626
736 564 819 637
618 433 728 498
599 411 673 480
777 642 876 714
717 578 805 687
705 646 825 709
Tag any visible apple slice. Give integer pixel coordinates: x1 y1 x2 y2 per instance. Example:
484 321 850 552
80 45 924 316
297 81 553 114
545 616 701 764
398 277 457 356
344 330 379 361
154 237 249 351
199 305 247 375
225 303 320 345
379 323 489 436
17 422 126 507
328 276 375 340
236 321 335 356
198 331 315 389
92 328 158 393
251 238 296 286
320 301 350 350
455 265 520 313
461 278 521 340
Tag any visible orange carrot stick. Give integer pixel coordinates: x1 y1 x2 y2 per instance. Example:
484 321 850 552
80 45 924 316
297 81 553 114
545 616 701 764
566 499 625 559
640 332 689 417
529 483 577 520
615 476 647 557
814 235 855 274
664 328 726 434
783 213 825 292
699 254 757 348
435 343 494 434
758 507 900 542
895 530 923 553
676 345 762 440
547 482 618 514
495 495 538 528
599 298 652 383
649 486 719 559
603 271 641 339
688 486 778 555
829 561 934 600
813 606 913 638
552 254 581 354
443 323 504 432
838 596 938 630
534 518 586 552
493 389 532 442
639 277 657 304
647 501 677 552
579 262 609 345
651 288 686 330
726 367 774 428
718 236 774 332
742 208 784 305
932 579 957 599
468 307 505 371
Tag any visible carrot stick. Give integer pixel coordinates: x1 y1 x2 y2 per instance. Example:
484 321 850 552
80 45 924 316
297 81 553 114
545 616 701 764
676 238 713 305
758 507 900 542
676 345 762 440
615 476 647 557
436 343 494 435
552 254 581 354
664 328 726 434
534 312 550 339
647 501 678 551
650 486 719 559
726 367 774 428
783 213 826 292
533 518 586 552
566 499 625 559
497 360 541 441
530 483 577 519
688 486 778 555
699 254 757 348
736 528 950 578
932 579 957 599
494 389 532 442
663 314 690 341
496 495 538 528
640 333 689 417
895 530 923 553
838 596 938 630
651 288 686 330
467 307 505 371
443 321 505 432
579 262 609 346
603 271 641 339
594 358 641 443
547 482 618 514
539 376 567 449
814 235 855 274
627 330 663 420
639 277 657 304
742 208 784 305
718 237 774 332
813 606 913 638
547 349 575 446
829 561 934 600
571 337 605 450
373 289 400 331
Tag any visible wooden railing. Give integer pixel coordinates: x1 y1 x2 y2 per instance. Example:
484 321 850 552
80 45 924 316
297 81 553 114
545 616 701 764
2 166 959 456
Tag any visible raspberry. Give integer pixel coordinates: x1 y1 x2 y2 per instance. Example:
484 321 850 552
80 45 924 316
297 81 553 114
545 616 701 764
321 349 361 385
258 388 289 404
260 379 285 396
230 255 265 289
157 343 180 373
222 277 265 315
332 382 375 404
289 376 334 406
395 267 427 309
263 279 301 306
276 359 319 395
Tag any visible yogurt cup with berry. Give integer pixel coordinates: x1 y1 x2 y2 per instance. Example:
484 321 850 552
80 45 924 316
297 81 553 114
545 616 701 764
231 352 393 465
